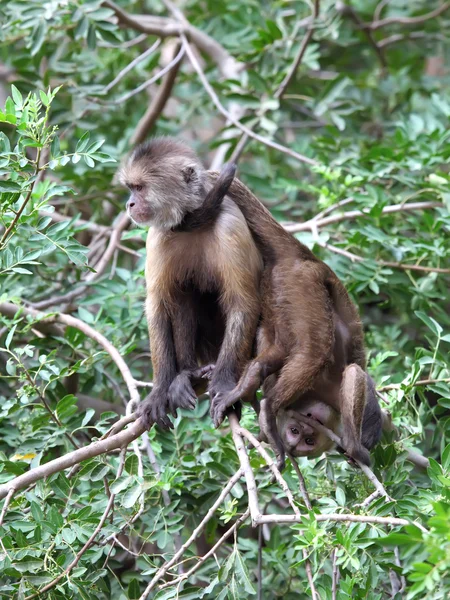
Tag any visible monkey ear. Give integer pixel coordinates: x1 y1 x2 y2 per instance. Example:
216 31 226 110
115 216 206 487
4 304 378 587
182 164 198 183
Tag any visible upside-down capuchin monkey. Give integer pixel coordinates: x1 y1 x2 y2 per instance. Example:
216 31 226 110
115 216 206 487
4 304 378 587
277 374 381 461
207 174 382 470
120 138 262 429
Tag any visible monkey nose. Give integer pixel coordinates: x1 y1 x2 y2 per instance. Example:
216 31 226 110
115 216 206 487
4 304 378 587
301 424 314 436
127 199 135 210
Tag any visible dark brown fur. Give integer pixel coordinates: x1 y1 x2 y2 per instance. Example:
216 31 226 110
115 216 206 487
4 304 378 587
208 173 380 469
120 139 262 429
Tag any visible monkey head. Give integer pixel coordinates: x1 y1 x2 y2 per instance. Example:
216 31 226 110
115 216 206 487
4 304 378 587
277 400 341 459
120 138 207 230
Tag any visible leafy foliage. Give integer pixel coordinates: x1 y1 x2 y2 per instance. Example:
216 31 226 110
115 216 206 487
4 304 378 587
0 1 450 599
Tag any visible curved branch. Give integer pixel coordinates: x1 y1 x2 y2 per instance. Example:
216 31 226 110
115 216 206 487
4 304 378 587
0 302 140 406
365 2 450 30
0 418 145 500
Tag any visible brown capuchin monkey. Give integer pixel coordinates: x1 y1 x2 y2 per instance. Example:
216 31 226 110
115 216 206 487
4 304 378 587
120 138 262 429
207 174 381 470
277 374 381 461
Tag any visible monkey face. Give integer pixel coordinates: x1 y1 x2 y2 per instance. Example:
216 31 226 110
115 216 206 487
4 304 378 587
278 400 340 459
120 141 207 230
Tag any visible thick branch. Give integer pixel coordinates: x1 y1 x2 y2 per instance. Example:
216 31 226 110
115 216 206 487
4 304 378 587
0 419 145 500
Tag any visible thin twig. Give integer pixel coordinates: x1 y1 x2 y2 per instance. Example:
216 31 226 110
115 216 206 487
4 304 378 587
365 2 450 30
321 241 450 274
275 0 321 99
255 513 415 528
32 212 131 309
102 39 161 93
239 425 301 519
113 46 185 105
138 468 244 599
0 489 14 526
130 42 183 146
0 302 140 407
229 414 261 525
379 376 450 391
284 200 443 232
180 33 317 166
158 509 251 590
25 449 127 600
332 548 339 600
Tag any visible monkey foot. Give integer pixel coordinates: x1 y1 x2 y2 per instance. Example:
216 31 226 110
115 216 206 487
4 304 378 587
137 392 173 430
168 372 198 416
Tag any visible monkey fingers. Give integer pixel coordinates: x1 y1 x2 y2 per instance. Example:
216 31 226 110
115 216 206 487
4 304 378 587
191 364 215 381
167 371 198 416
137 391 173 430
210 389 241 428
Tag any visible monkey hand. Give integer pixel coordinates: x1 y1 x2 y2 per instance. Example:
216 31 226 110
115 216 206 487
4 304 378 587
209 383 242 428
168 371 198 416
137 390 173 430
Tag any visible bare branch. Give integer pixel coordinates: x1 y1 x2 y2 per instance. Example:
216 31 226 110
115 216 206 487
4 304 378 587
180 33 317 166
32 212 131 310
0 302 140 407
130 43 183 146
103 0 242 79
113 46 185 105
275 0 321 99
238 425 301 519
25 449 127 600
365 2 450 30
0 489 14 527
285 200 443 232
102 39 161 94
229 413 261 524
0 418 144 500
256 513 412 527
159 509 251 590
138 468 244 599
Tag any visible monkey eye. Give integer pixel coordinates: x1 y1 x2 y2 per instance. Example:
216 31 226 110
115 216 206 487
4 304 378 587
305 438 315 446
135 185 143 192
290 427 299 435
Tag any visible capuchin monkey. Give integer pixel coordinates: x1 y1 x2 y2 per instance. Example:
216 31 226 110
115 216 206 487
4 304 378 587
120 138 262 429
207 174 382 470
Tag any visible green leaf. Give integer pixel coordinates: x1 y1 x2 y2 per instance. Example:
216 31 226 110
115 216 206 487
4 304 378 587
122 484 142 508
76 132 90 153
0 180 21 192
415 311 443 337
11 85 23 107
5 324 16 350
128 579 141 600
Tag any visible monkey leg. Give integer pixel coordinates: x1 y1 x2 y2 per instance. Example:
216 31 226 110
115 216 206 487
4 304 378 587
210 347 284 428
167 291 202 416
138 299 176 430
340 363 371 466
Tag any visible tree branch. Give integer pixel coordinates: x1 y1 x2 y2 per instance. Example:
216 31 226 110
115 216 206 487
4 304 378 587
0 418 145 500
365 2 450 30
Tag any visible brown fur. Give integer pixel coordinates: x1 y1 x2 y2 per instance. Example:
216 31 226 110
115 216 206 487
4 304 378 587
120 139 262 428
208 173 378 469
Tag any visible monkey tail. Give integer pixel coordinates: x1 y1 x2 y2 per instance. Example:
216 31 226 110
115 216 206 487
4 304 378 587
203 162 236 216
